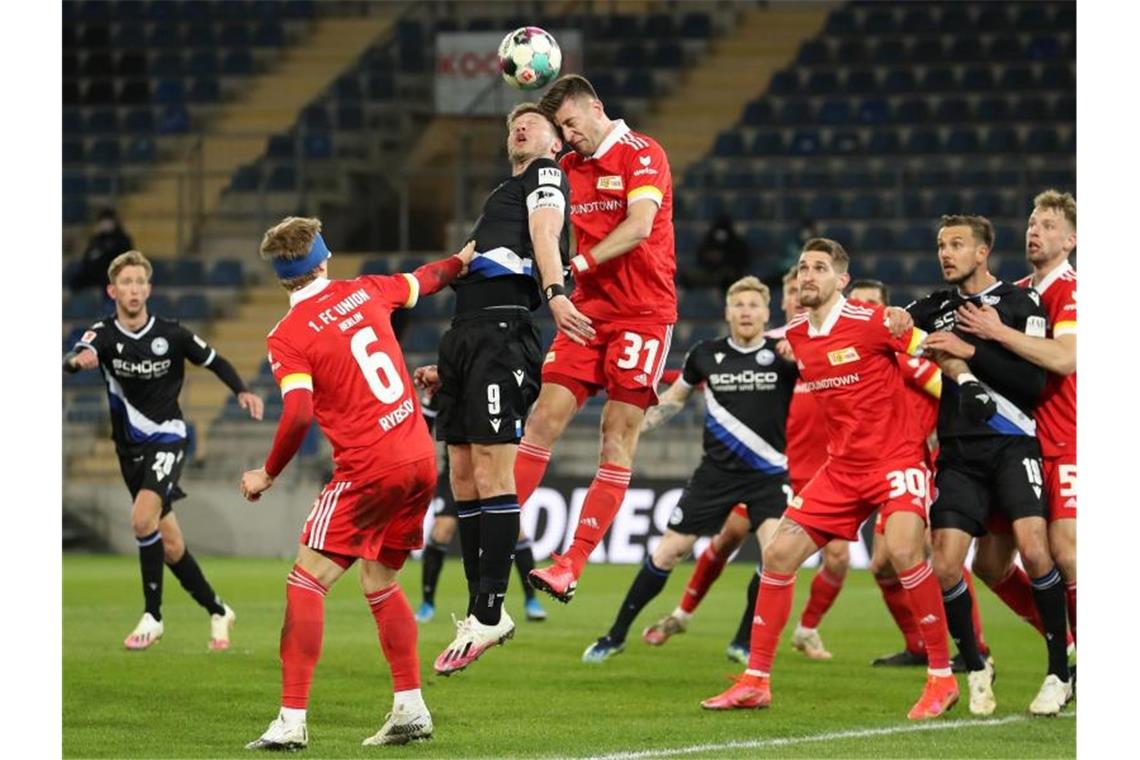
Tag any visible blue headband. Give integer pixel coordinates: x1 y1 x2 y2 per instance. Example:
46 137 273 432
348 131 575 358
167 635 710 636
272 233 331 279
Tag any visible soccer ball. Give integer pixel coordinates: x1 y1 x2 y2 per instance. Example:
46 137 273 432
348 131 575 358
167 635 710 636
498 27 562 90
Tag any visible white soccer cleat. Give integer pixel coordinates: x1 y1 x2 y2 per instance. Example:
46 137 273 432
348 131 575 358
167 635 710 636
209 604 236 651
124 612 164 651
1029 674 1073 717
967 659 997 716
362 704 434 745
791 625 832 660
433 611 515 675
245 714 308 750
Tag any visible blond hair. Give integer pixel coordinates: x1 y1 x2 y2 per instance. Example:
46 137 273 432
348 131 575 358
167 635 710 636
260 216 323 290
108 250 152 283
802 237 850 274
726 275 770 306
782 265 798 285
506 102 558 133
1033 189 1076 230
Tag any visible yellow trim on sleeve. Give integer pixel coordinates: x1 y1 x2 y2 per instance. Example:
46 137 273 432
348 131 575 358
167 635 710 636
627 185 663 205
922 372 943 400
906 328 927 356
401 272 420 309
1053 320 1076 337
280 373 313 396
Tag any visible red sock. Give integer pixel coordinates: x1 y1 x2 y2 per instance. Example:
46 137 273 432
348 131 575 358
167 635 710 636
679 542 730 614
563 464 631 576
1066 580 1076 644
515 440 552 507
876 576 925 655
988 564 1047 637
747 571 796 674
899 562 951 672
799 567 845 629
961 567 989 655
281 566 327 709
365 582 420 692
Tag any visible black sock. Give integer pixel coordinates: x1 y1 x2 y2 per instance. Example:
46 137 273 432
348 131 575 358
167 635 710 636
1031 568 1072 681
456 500 481 616
942 578 984 671
607 556 671 644
514 538 537 601
474 495 520 626
421 541 447 606
732 567 762 648
137 530 164 621
166 549 225 616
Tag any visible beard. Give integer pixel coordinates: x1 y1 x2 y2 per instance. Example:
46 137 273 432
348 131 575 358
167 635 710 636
944 263 977 286
798 286 829 307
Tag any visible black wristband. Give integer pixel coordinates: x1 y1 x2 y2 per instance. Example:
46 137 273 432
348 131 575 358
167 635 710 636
544 283 566 302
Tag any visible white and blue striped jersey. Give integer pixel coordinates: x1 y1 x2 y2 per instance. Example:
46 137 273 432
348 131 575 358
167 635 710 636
679 336 798 474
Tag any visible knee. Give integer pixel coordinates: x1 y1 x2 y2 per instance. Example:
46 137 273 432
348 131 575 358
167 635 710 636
132 514 159 538
162 535 185 563
525 405 565 448
823 545 850 578
431 518 456 545
1051 544 1076 581
932 552 963 589
868 551 891 578
651 545 682 571
970 553 1008 587
764 543 798 574
1019 544 1054 578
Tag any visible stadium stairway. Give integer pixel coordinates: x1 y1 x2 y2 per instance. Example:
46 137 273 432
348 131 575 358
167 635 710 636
114 13 400 257
642 4 829 175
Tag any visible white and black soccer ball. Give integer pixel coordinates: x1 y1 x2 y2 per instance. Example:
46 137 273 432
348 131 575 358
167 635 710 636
498 26 562 90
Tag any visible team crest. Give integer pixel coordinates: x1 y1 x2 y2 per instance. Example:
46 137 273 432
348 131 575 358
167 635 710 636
669 506 683 525
756 349 776 366
981 294 1001 306
827 347 860 366
544 351 556 364
151 337 169 356
81 330 97 344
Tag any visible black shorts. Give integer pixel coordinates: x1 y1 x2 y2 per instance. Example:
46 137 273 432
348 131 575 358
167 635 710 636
116 441 188 518
436 309 542 445
668 460 791 536
930 436 1047 537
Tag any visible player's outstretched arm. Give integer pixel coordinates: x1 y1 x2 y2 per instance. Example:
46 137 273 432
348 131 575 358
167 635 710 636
242 389 314 501
955 302 1075 376
641 380 693 432
569 199 657 273
205 353 264 420
410 241 476 298
62 347 98 373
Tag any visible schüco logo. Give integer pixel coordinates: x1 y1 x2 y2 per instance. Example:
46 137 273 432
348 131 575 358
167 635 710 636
709 370 779 385
113 358 172 378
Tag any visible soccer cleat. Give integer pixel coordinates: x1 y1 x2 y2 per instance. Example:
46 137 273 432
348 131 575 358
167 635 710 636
907 674 959 720
582 635 625 663
872 649 928 667
791 625 832 660
362 705 433 746
525 597 548 622
124 612 164 651
433 611 515 676
951 646 993 673
209 604 236 651
725 642 749 666
414 601 435 624
1029 674 1073 716
967 659 997 716
701 673 772 710
642 613 688 646
245 714 308 751
528 553 577 603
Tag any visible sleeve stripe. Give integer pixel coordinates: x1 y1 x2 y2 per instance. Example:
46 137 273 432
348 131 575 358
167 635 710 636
627 185 663 205
906 327 927 356
75 342 98 357
401 272 420 309
203 348 217 367
922 372 942 400
1054 320 1077 337
280 373 313 396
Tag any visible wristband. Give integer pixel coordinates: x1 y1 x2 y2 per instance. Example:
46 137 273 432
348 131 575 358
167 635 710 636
544 283 566 302
570 250 597 273
956 372 979 385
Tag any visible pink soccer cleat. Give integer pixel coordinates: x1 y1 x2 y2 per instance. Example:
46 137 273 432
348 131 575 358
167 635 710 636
123 612 164 651
528 553 578 603
433 611 515 676
208 604 236 651
701 673 772 710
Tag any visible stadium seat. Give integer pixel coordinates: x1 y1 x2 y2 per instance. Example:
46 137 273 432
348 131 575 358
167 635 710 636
221 49 254 76
797 40 829 66
767 70 797 95
644 13 676 38
934 97 970 123
175 294 210 320
303 133 333 160
1056 5 1076 29
713 131 744 157
867 130 900 154
983 127 1020 154
901 7 937 34
680 12 711 39
1000 66 1035 90
695 194 725 221
848 194 882 219
158 103 191 134
921 68 956 92
837 39 867 64
927 190 963 217
807 194 842 219
337 105 363 131
845 68 877 92
63 174 87 197
85 108 118 133
882 69 916 93
863 9 897 35
779 99 812 125
367 75 395 100
895 98 930 124
899 227 933 254
904 129 941 154
1016 5 1052 30
1053 95 1076 121
818 99 851 125
187 50 218 77
996 258 1031 283
789 130 822 156
125 137 157 163
829 131 861 154
857 97 889 124
873 256 905 282
740 99 773 126
977 6 1013 32
229 164 261 192
615 42 648 68
1041 64 1075 89
750 132 785 155
185 24 216 48
745 226 772 253
154 78 186 104
150 52 183 78
301 105 331 130
987 35 1024 63
360 258 391 276
207 259 244 287
678 288 720 319
267 165 297 191
945 127 981 154
976 97 1010 122
825 8 857 35
170 259 206 286
872 39 906 65
253 21 286 47
948 38 982 61
88 138 121 165
189 78 221 103
84 51 115 78
910 39 944 64
621 71 655 98
961 66 996 91
1027 35 1062 61
220 24 251 47
861 226 894 253
970 192 1008 218
1025 127 1060 153
80 24 111 47
651 41 683 69
939 6 973 33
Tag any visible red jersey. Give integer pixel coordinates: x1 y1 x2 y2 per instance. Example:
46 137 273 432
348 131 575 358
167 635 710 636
898 353 940 450
784 298 926 469
1016 261 1076 457
561 119 676 324
267 275 434 477
786 383 828 491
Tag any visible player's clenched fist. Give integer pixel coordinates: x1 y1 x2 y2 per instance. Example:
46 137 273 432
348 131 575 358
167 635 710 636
413 364 441 394
240 467 274 502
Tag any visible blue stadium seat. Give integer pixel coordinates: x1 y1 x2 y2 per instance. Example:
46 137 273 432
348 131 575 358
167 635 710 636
337 105 363 130
873 256 905 282
367 75 395 100
899 227 933 254
63 174 87 196
905 129 941 154
767 70 797 95
150 51 183 77
910 38 944 64
883 68 918 94
695 194 725 221
1042 62 1076 89
861 226 895 253
806 70 839 95
678 288 720 319
836 38 867 63
901 7 937 34
976 97 1010 122
83 80 116 105
126 137 157 163
927 190 963 217
651 41 683 69
158 104 191 134
89 138 121 165
934 97 970 123
220 24 251 47
730 195 764 222
863 9 897 35
857 97 889 125
946 127 981 154
267 165 297 191
825 8 857 35
229 164 261 192
170 259 206 286
187 50 218 77
85 108 118 133
1027 35 1062 61
621 71 655 98
1025 127 1060 153
175 294 210 320
741 99 773 126
778 100 812 126
680 12 711 39
154 78 186 104
207 260 244 287
189 78 220 103
1000 66 1035 90
751 132 785 155
745 227 772 253
922 67 956 92
948 37 982 61
961 66 996 91
644 13 676 38
334 75 362 101
797 40 829 66
845 68 877 92
1016 5 1052 31
872 39 906 65
148 294 175 316
895 98 930 124
63 81 80 107
145 1 180 23
987 35 1024 63
829 130 861 154
1053 95 1076 121
253 22 286 47
970 192 1008 218
713 131 744 157
80 24 111 47
221 49 254 76
184 24 216 48
360 258 391 276
818 99 851 125
977 6 1013 32
997 258 1031 283
848 194 881 219
84 51 115 77
303 133 332 160
867 130 900 154
615 42 648 68
789 130 822 156
1056 5 1075 29
983 127 1020 154
301 105 331 130
780 196 804 220
808 194 841 218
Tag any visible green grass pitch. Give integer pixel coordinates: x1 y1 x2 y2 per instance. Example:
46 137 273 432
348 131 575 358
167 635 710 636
63 555 1074 758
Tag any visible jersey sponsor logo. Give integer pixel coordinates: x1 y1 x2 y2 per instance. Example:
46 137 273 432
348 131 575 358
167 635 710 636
527 187 565 212
1026 315 1047 338
571 198 624 215
81 330 97 343
708 370 780 387
803 373 861 392
151 337 169 356
756 349 776 366
633 166 658 177
638 154 652 167
827 347 860 366
714 352 725 364
513 369 525 386
112 357 173 379
378 397 415 432
538 167 562 186
596 175 623 190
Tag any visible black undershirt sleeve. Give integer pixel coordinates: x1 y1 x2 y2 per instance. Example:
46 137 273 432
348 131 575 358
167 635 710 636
207 354 248 396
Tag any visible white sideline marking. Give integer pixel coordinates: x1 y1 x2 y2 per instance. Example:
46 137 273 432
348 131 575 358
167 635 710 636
580 712 1075 759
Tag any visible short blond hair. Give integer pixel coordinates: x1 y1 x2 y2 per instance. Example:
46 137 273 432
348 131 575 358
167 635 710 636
782 266 798 285
260 216 323 290
108 250 152 283
1033 189 1076 230
726 275 770 306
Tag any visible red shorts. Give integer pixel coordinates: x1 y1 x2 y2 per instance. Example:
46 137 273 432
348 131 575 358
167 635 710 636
300 456 436 562
787 460 931 545
1044 452 1076 522
542 320 674 410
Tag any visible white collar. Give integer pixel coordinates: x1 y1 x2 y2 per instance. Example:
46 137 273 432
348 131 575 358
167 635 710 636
728 336 766 353
114 315 155 339
590 119 630 160
957 278 1002 300
289 277 331 307
1032 259 1074 294
808 297 846 337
